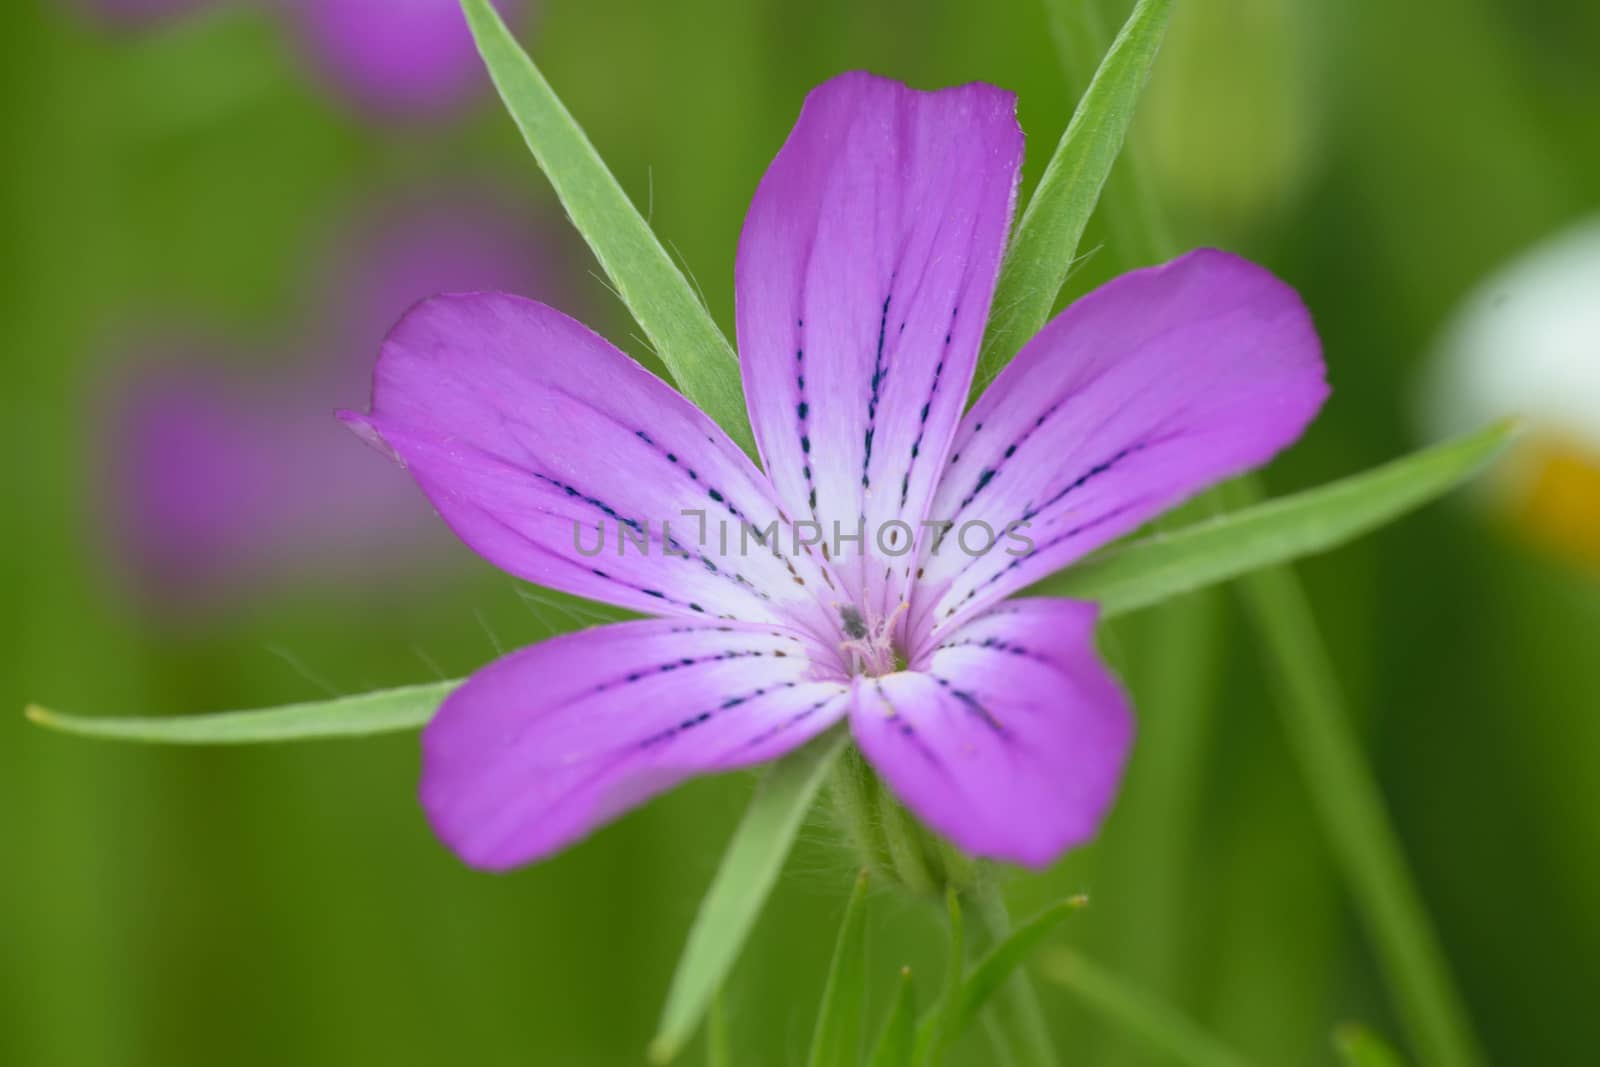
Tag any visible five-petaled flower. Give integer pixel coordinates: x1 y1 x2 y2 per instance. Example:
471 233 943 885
341 72 1328 871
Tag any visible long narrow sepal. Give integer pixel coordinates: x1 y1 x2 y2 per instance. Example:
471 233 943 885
916 895 1086 1063
866 967 916 1067
975 0 1174 389
804 870 872 1067
24 680 458 744
649 728 850 1062
457 0 755 454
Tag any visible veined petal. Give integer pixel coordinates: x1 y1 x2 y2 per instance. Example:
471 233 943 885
849 598 1132 868
343 293 838 631
735 71 1023 621
422 619 850 870
912 249 1327 643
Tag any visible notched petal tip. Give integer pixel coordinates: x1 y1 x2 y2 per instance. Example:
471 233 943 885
800 71 1024 156
809 69 1019 112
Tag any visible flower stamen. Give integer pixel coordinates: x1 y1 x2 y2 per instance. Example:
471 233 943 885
838 600 910 677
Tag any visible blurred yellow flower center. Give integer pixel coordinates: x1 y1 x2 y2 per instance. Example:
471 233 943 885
1498 434 1600 574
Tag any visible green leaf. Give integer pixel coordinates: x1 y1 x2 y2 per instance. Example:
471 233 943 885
24 680 459 744
706 991 733 1067
458 0 755 454
805 869 873 1067
866 967 916 1067
915 890 967 1067
1034 420 1517 618
1037 949 1259 1067
1332 1023 1408 1067
1230 539 1485 1067
1038 0 1173 268
941 890 966 1013
650 727 849 1063
918 896 1085 1060
975 0 1174 389
950 896 1085 1041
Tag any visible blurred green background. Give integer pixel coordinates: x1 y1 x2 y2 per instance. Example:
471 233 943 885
4 0 1597 1064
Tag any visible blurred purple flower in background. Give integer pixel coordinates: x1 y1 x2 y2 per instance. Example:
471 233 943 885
75 0 525 120
283 0 518 120
101 189 562 608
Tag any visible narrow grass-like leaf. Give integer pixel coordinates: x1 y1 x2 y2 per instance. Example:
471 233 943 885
867 967 916 1067
941 889 966 1012
916 890 967 1067
1034 420 1517 618
1039 0 1173 266
1229 536 1483 1067
1038 949 1259 1067
1332 1024 1408 1067
952 896 1085 1038
24 680 459 744
651 727 850 1062
975 0 1173 389
706 992 732 1067
919 895 1084 1062
805 869 872 1067
458 0 754 454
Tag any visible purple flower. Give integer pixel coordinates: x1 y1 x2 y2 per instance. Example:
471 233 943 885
343 73 1328 870
104 191 556 606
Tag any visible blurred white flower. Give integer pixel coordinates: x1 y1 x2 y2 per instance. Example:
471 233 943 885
1422 217 1600 571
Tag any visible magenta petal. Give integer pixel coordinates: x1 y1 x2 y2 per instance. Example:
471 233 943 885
914 249 1328 640
422 619 850 870
850 599 1132 868
735 72 1023 616
347 292 836 627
